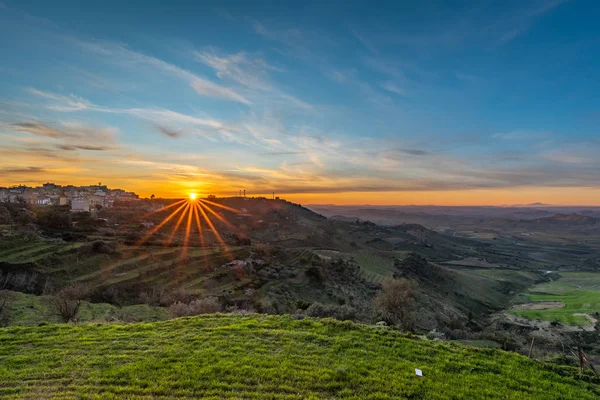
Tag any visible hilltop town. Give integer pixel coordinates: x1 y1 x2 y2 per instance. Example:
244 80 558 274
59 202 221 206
0 183 139 212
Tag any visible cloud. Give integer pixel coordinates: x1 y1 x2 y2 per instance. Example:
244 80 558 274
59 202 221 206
67 37 250 104
260 150 307 156
195 50 279 90
26 88 90 111
496 0 568 45
56 144 114 151
9 120 118 150
380 81 406 96
11 122 64 138
195 49 312 111
0 166 47 174
155 125 181 138
351 29 378 54
492 130 550 140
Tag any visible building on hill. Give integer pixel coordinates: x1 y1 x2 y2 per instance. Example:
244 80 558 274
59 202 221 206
71 197 91 212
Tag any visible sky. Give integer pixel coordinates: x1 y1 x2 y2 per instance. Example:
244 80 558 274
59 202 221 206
1 0 599 205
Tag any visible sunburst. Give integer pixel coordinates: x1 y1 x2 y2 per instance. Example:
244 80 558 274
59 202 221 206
136 195 240 258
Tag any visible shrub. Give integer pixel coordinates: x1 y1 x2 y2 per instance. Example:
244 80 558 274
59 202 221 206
305 303 358 321
306 265 325 282
91 241 117 254
373 278 417 331
168 297 221 318
48 283 90 323
0 290 11 327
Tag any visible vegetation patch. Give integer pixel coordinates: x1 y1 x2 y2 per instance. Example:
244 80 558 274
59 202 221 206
0 314 598 399
510 272 600 326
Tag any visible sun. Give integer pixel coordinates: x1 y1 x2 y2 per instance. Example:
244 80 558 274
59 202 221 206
189 193 197 200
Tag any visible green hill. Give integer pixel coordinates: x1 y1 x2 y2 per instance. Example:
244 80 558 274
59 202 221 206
1 315 597 399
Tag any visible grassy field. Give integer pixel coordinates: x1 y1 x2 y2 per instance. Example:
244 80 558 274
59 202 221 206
0 315 598 399
3 291 167 326
511 272 600 326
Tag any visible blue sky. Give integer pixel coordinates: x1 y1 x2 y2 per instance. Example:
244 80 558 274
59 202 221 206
1 0 599 204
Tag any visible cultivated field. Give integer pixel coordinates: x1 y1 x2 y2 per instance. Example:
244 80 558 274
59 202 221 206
0 315 598 399
511 272 600 326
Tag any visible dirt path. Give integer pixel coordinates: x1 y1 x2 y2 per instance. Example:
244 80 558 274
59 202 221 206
573 313 598 331
511 301 564 311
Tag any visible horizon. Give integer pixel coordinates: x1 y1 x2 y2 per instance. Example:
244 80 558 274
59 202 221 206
3 179 600 208
2 1 600 206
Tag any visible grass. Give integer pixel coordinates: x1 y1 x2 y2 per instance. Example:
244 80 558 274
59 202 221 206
467 269 538 283
0 315 598 399
3 291 167 326
511 272 600 326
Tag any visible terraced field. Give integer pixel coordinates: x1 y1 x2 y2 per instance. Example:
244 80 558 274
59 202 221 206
0 315 598 399
0 240 84 263
511 272 600 326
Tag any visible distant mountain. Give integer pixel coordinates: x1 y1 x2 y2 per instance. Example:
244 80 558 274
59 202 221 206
508 202 553 208
536 213 600 225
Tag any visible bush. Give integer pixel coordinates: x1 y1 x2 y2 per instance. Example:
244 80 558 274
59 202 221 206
168 297 221 319
91 241 117 254
306 265 325 282
0 291 11 327
373 278 417 331
48 283 90 323
305 303 358 321
0 206 12 224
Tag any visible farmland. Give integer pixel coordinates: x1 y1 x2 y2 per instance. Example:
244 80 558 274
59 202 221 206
510 272 600 326
1 314 598 399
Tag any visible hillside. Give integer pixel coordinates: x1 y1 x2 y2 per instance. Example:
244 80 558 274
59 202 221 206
1 314 598 399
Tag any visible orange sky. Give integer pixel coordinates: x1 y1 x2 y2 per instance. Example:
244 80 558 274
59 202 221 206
4 176 600 207
262 188 600 206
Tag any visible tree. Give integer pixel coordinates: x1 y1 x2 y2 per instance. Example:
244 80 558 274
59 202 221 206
374 278 417 331
0 206 12 225
150 194 155 200
38 209 71 230
48 284 89 323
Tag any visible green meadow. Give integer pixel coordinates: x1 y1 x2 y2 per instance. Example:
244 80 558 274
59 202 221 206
511 272 600 326
1 314 598 399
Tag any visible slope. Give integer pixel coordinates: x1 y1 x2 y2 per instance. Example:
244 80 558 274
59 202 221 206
0 315 597 399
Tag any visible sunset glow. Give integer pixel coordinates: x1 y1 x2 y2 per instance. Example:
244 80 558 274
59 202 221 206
1 1 600 206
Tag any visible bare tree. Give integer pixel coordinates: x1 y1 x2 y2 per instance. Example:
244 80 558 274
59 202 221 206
374 278 417 331
48 284 89 323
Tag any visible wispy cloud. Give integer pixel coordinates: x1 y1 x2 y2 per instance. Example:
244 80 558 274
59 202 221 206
496 0 568 45
26 88 90 111
195 50 279 90
195 48 312 111
0 166 47 174
492 130 550 140
10 120 118 150
351 29 378 55
380 81 406 97
67 37 250 104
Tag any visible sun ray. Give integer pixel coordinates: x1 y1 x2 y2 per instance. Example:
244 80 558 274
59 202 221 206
192 204 209 267
135 202 188 246
181 201 194 261
198 198 241 214
198 200 238 232
164 203 190 246
195 202 232 258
